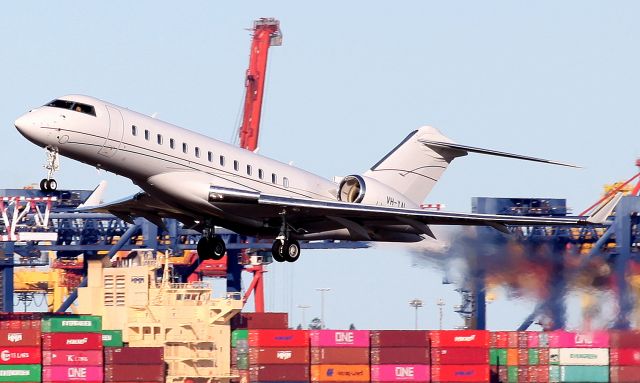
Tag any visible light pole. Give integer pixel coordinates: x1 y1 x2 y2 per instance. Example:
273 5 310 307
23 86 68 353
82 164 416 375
316 288 331 329
297 304 311 329
409 298 423 330
437 298 445 330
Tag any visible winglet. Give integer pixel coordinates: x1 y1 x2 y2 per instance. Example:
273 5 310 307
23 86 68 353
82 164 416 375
586 192 623 224
78 180 107 208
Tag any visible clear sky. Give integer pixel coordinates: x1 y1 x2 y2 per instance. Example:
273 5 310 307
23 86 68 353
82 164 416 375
2 2 639 330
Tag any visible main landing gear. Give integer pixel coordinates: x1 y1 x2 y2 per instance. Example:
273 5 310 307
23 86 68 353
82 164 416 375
271 210 301 263
40 146 59 192
197 226 226 261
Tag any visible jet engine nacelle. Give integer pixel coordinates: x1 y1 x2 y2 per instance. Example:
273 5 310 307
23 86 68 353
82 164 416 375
337 175 416 209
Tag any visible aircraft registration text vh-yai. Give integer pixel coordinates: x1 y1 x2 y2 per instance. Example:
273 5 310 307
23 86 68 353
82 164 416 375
14 95 620 262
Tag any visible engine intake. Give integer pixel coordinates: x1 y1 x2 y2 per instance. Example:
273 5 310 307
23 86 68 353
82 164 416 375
338 175 366 203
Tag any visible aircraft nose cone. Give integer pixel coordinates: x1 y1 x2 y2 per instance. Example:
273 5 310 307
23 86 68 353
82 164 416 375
14 113 32 135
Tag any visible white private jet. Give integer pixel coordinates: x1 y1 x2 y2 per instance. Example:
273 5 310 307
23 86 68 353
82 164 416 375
14 95 620 263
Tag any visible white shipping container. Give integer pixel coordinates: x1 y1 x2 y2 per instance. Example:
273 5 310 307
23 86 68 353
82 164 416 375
549 348 609 366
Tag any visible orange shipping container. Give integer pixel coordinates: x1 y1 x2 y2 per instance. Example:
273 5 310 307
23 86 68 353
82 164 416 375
311 365 370 382
507 348 519 366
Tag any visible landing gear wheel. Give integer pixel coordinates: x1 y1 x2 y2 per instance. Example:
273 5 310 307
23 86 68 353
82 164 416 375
39 179 48 192
46 179 57 191
271 241 285 263
282 240 301 263
197 236 226 261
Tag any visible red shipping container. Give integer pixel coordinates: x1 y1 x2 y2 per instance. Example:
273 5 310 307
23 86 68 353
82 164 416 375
370 331 430 348
538 349 549 365
249 347 309 364
372 347 430 365
248 329 309 347
104 364 165 382
517 332 528 348
311 347 370 365
498 366 508 383
431 365 490 382
431 348 488 365
249 364 309 382
494 332 509 348
42 333 102 350
0 346 41 364
0 319 40 330
0 329 41 346
104 347 164 365
611 366 640 383
507 332 518 348
517 366 529 382
611 348 640 366
232 312 288 329
610 331 640 349
43 366 103 382
430 330 489 348
43 350 103 366
518 348 528 365
489 332 498 348
527 332 540 348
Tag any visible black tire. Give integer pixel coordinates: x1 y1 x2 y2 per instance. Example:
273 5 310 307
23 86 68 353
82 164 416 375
47 179 58 191
211 237 226 260
283 239 301 262
197 237 212 260
39 179 48 192
271 241 285 262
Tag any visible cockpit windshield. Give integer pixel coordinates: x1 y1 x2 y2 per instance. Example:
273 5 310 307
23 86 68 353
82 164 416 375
45 99 96 117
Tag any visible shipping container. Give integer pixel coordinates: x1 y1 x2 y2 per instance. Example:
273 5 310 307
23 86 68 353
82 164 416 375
312 347 370 365
104 364 165 382
236 339 249 353
0 364 41 383
538 348 550 365
249 347 310 365
250 364 309 382
104 347 164 365
42 366 103 382
372 347 430 365
431 348 487 365
310 365 369 382
507 365 518 383
494 332 509 348
0 346 41 364
429 330 489 348
232 329 249 348
0 319 40 331
507 332 518 348
371 365 429 382
528 348 539 365
506 349 518 366
431 364 490 382
309 330 370 348
0 329 41 347
249 330 310 347
237 353 249 370
489 348 507 366
610 330 640 349
611 365 640 382
517 331 528 349
102 330 123 347
42 315 102 333
42 333 102 350
610 348 640 366
527 332 540 348
548 348 609 366
43 350 103 366
549 365 609 383
232 312 289 329
547 330 610 348
370 330 430 348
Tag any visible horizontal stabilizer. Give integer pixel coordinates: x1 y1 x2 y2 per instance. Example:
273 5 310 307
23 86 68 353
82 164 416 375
419 140 580 168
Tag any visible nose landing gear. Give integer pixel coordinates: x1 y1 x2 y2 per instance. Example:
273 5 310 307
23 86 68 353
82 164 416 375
40 146 59 192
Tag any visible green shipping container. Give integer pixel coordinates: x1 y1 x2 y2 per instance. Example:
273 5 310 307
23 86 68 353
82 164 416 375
102 329 123 347
0 364 41 383
494 349 508 366
232 329 248 348
42 315 102 332
490 349 498 365
550 365 609 383
528 348 539 365
237 353 248 370
507 366 518 383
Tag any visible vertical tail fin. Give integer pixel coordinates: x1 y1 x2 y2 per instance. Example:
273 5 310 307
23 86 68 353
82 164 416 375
363 126 465 205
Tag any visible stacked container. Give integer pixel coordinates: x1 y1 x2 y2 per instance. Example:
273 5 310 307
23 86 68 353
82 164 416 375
430 330 489 383
248 329 310 382
524 332 550 383
548 330 609 383
41 315 103 382
104 347 165 382
0 315 42 383
370 330 430 383
310 330 370 383
609 330 640 383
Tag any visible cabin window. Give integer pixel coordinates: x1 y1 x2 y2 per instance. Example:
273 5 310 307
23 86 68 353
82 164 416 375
258 169 264 180
182 143 188 154
195 147 201 158
169 138 175 149
271 173 277 184
157 134 163 145
233 160 239 171
283 177 289 188
144 130 150 141
246 165 252 176
220 156 225 166
131 125 137 136
207 151 213 162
